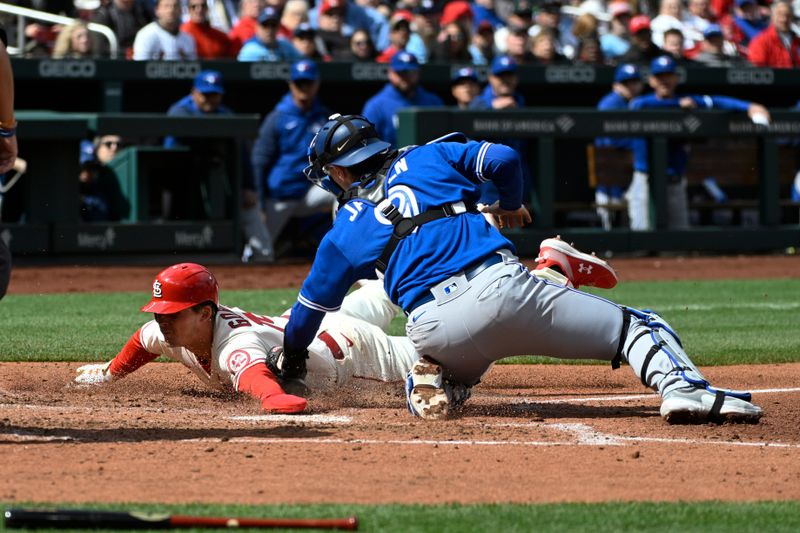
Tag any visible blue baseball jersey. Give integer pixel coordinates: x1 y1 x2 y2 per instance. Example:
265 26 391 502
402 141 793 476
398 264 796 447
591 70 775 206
361 83 444 148
629 94 750 175
595 90 634 150
251 93 330 200
284 140 522 354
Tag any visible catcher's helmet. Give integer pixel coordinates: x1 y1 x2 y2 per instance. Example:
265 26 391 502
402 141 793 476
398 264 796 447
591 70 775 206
140 263 219 314
303 114 391 195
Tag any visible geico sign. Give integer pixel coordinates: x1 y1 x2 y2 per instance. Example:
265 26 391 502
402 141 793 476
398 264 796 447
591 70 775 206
726 69 774 85
250 63 291 80
39 60 96 78
145 62 201 79
352 63 389 80
544 66 596 83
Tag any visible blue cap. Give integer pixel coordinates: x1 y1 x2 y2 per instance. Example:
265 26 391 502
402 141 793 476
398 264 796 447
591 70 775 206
193 70 224 94
79 139 96 165
291 59 319 81
650 55 677 75
294 22 315 37
451 66 478 83
703 23 723 39
735 0 755 6
257 6 280 25
390 51 419 72
491 55 517 76
413 0 440 15
614 63 641 83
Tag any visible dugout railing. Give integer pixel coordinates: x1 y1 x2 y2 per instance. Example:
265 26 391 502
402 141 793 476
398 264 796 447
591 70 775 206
0 112 259 256
396 108 800 256
1 109 798 257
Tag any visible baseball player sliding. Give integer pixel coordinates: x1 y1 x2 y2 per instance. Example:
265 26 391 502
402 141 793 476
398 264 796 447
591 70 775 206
269 114 762 424
75 248 609 413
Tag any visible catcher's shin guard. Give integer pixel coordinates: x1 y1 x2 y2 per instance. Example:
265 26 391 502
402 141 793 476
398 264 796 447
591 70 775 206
621 308 753 401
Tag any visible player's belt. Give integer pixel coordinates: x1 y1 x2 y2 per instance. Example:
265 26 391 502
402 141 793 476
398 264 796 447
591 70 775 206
405 253 504 314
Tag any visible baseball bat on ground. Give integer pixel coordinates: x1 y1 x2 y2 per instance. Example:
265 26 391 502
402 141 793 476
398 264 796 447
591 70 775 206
4 509 358 530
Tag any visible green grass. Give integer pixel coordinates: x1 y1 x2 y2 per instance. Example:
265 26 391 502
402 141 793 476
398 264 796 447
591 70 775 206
2 279 799 365
2 502 799 532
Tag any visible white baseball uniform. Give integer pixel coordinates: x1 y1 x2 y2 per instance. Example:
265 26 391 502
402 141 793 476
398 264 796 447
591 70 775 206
77 284 416 392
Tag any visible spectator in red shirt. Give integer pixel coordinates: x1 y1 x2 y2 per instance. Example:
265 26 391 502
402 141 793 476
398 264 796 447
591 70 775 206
719 0 769 54
748 0 800 67
228 0 265 54
181 0 234 58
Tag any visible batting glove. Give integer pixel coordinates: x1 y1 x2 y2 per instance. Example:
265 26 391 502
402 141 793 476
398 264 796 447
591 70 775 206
74 361 116 386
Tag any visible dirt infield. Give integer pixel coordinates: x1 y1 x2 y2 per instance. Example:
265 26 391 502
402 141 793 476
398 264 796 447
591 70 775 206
2 255 799 505
1 363 799 504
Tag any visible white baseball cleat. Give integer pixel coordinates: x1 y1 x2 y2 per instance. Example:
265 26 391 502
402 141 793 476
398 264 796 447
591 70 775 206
660 387 763 424
536 236 618 289
405 357 450 420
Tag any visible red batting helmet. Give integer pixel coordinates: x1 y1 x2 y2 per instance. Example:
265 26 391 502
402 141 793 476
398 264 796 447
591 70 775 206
140 263 219 314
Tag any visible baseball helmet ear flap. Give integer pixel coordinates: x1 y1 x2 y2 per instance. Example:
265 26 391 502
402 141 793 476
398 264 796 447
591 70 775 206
304 113 392 194
140 263 219 314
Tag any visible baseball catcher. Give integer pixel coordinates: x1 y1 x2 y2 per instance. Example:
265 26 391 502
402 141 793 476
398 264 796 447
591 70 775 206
269 114 762 423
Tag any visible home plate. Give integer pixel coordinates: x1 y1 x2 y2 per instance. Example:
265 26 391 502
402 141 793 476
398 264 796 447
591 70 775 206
229 414 353 424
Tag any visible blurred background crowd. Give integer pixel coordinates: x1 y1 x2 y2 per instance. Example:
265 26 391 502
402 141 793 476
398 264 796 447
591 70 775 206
3 0 800 68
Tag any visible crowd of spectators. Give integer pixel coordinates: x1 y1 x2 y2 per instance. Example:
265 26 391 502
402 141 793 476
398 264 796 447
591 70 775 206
6 0 800 68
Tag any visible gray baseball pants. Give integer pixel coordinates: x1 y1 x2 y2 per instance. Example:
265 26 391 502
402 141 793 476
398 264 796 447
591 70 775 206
405 250 625 385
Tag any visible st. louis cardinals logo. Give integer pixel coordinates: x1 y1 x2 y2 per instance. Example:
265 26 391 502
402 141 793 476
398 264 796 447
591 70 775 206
226 349 252 374
375 185 420 225
152 280 162 298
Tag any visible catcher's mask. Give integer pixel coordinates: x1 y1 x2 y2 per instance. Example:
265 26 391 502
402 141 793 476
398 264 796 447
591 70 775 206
141 263 219 314
303 113 392 196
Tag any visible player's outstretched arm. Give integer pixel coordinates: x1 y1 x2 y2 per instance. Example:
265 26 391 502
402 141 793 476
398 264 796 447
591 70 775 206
73 328 160 386
237 362 307 414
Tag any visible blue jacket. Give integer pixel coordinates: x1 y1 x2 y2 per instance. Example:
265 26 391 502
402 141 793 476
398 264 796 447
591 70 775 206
595 90 634 150
471 3 504 30
164 94 233 148
251 92 330 200
629 93 750 175
361 83 444 148
237 37 301 62
283 139 522 354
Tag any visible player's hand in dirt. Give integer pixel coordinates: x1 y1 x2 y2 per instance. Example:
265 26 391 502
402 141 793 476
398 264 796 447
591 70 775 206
261 392 307 414
74 361 116 385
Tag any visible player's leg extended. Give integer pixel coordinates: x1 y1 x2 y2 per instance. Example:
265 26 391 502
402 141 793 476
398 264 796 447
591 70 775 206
338 279 401 331
313 312 418 386
403 259 621 419
534 236 618 289
621 308 761 423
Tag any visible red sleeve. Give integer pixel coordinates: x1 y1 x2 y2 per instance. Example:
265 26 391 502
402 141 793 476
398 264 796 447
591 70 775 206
108 328 161 377
236 363 285 400
747 34 767 66
237 363 308 413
